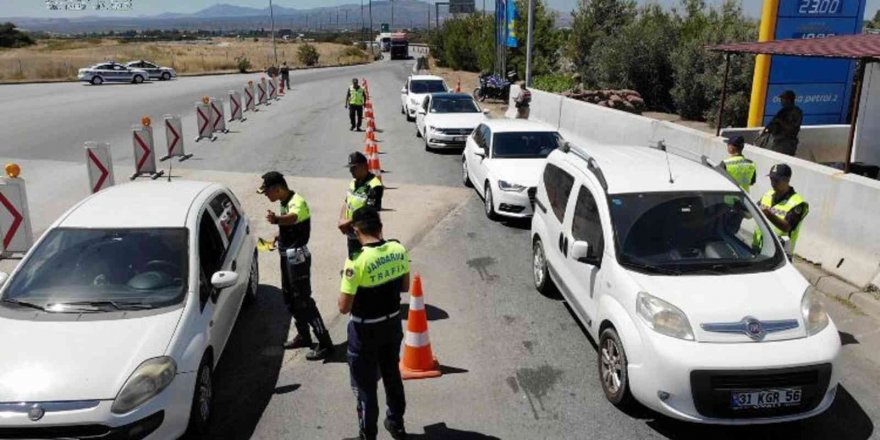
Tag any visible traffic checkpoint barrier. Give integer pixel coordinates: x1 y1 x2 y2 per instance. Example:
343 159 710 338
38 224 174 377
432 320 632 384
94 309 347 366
0 164 34 257
258 77 270 106
210 97 229 135
400 274 442 380
228 91 246 122
84 142 115 193
245 81 257 112
161 115 193 162
195 97 217 142
268 76 278 101
130 117 165 180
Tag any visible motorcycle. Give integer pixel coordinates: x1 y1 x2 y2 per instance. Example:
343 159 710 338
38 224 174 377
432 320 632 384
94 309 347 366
473 72 516 102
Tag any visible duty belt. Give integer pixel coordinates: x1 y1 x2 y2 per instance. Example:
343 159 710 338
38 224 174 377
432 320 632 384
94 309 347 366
350 310 400 324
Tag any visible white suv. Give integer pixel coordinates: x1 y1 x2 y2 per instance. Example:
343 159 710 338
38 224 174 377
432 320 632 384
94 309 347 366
530 141 840 424
400 75 448 121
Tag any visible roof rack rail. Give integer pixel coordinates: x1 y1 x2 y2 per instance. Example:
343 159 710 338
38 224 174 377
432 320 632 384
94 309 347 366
560 142 608 191
648 140 745 191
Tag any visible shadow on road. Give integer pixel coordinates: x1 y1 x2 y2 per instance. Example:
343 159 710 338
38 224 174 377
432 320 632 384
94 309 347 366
499 217 531 230
401 302 450 321
427 148 465 156
839 331 859 346
645 386 874 440
409 422 501 439
191 284 291 440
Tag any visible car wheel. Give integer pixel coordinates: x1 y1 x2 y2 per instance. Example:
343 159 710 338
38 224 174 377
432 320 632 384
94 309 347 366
416 124 422 138
473 87 484 102
532 238 556 295
133 75 144 84
462 157 472 188
91 76 103 85
598 328 634 408
161 72 171 81
243 251 259 307
484 183 498 220
401 105 405 115
186 356 214 437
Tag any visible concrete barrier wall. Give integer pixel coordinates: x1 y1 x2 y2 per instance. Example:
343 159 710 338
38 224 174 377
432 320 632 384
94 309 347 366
720 125 852 163
511 85 880 288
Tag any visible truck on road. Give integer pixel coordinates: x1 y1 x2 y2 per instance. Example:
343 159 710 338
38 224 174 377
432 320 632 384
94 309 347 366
390 32 409 60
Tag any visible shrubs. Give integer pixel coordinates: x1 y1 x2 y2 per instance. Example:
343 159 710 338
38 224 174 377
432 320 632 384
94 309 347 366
0 22 35 48
234 56 252 73
532 74 575 93
297 43 320 67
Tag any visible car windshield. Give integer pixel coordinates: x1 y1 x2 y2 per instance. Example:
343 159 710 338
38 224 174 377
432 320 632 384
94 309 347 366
609 192 784 275
492 131 561 159
431 97 480 113
411 80 447 94
1 228 188 312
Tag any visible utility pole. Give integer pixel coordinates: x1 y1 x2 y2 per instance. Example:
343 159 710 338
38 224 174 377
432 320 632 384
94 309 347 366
391 0 395 29
269 0 278 66
361 0 365 44
369 0 374 55
525 0 535 85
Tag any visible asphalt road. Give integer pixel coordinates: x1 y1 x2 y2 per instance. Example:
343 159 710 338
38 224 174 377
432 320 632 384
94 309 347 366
1 59 879 440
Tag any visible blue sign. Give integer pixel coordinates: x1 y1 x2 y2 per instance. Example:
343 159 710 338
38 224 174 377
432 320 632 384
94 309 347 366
506 0 519 48
764 0 867 125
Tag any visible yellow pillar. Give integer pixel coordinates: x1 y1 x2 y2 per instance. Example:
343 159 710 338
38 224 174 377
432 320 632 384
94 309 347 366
748 0 780 127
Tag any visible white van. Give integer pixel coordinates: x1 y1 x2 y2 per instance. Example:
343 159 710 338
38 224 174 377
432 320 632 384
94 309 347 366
530 141 840 424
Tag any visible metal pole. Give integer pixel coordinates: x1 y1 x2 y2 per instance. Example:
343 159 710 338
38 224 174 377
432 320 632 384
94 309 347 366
269 0 278 66
525 0 535 86
391 0 395 29
844 59 867 174
436 3 440 29
369 0 374 56
716 53 732 137
361 0 365 45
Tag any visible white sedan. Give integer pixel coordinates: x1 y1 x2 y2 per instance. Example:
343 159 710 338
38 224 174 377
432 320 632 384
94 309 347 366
416 92 489 151
0 180 257 439
462 119 564 220
400 75 448 121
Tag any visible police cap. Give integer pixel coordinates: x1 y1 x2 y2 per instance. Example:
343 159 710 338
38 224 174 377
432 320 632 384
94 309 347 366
726 135 745 150
258 171 286 194
346 152 368 167
768 163 793 180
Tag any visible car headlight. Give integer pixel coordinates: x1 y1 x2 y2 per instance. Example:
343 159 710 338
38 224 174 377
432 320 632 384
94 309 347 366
497 180 527 192
801 287 829 336
636 292 694 341
111 357 177 414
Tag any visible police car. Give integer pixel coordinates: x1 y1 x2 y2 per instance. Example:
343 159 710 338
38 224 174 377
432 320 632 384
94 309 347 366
530 141 840 424
125 60 177 81
77 62 149 85
0 181 258 438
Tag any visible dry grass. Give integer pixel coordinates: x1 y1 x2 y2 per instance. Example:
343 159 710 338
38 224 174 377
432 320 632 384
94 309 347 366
0 38 370 82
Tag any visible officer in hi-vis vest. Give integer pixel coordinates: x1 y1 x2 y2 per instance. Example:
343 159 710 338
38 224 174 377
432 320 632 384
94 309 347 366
260 172 333 360
721 136 756 193
754 164 809 256
338 152 384 258
337 206 409 440
345 78 367 131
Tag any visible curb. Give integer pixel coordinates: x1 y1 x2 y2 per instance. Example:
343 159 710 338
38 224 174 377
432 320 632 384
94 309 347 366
795 260 880 321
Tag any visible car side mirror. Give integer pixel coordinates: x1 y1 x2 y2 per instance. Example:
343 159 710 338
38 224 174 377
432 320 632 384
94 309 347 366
0 272 8 287
211 271 239 290
418 108 427 115
780 236 792 256
482 109 491 114
572 241 601 266
401 88 407 94
474 149 486 158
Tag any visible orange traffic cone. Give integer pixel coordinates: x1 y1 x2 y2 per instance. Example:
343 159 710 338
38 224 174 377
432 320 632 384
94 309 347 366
368 152 382 176
365 126 377 142
278 83 285 96
400 274 441 380
455 77 461 93
368 118 377 130
364 140 379 155
365 101 373 110
365 109 375 119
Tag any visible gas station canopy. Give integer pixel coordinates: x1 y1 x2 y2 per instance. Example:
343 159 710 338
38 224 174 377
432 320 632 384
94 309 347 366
709 33 880 59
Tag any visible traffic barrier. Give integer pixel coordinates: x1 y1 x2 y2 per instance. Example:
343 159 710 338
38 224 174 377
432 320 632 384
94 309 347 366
258 77 269 106
84 142 115 193
130 117 164 180
400 274 442 380
0 164 34 257
210 98 229 134
268 76 277 101
161 115 193 162
195 98 217 142
245 81 257 112
228 91 246 122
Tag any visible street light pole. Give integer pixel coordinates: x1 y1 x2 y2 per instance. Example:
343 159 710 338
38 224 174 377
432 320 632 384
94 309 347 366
391 0 395 30
525 0 535 86
269 0 278 66
369 0 374 56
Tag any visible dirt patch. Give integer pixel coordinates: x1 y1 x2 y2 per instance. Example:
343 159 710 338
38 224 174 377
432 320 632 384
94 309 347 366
426 63 509 118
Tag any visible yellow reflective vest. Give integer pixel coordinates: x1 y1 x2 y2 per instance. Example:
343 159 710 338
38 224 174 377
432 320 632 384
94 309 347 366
754 189 808 253
722 155 757 192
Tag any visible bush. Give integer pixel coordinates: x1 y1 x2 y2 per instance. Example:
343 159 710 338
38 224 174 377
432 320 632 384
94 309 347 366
341 46 366 58
0 22 35 48
430 14 494 72
533 74 574 93
234 56 252 73
297 43 320 66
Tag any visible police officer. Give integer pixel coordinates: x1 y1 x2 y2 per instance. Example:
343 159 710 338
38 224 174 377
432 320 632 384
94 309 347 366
259 172 333 360
721 136 756 192
280 61 291 90
338 207 409 440
346 78 367 131
339 152 384 258
754 164 809 255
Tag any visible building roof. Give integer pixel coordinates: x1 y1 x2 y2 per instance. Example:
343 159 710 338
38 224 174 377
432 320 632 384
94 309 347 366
709 33 880 59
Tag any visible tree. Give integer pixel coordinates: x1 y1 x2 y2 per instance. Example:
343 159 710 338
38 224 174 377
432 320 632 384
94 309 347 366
429 13 494 72
0 22 35 48
567 0 637 85
508 0 563 78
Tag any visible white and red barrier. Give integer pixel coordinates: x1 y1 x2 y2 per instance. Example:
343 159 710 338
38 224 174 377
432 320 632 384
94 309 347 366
130 120 164 180
161 115 193 161
0 170 34 256
245 81 257 112
84 142 115 193
195 100 217 142
268 76 277 101
258 77 269 106
228 91 246 122
210 98 229 134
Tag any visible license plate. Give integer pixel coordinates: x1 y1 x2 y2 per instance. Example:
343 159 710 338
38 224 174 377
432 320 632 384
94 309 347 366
454 136 465 142
731 388 802 410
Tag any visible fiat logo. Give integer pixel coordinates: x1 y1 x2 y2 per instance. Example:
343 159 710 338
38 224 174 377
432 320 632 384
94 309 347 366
744 317 765 341
28 404 45 422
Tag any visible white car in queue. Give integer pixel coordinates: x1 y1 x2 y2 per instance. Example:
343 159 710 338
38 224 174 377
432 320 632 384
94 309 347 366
416 92 489 151
530 141 840 424
0 180 258 439
462 119 564 220
400 75 449 121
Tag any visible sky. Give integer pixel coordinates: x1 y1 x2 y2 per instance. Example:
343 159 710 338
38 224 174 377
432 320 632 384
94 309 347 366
2 0 878 18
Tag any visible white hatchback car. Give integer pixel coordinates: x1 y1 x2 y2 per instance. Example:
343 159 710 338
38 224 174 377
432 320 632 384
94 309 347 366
416 92 489 150
0 181 257 439
530 142 840 424
462 119 563 219
400 75 448 121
